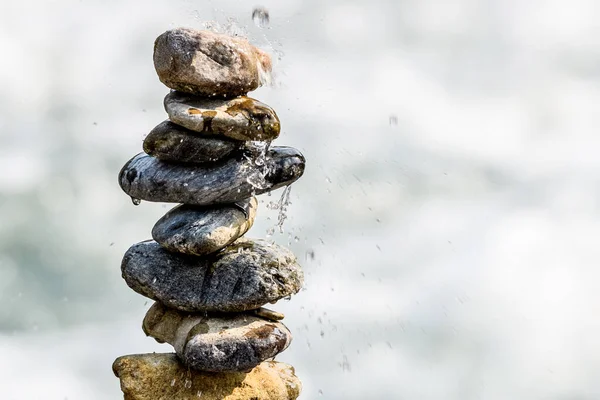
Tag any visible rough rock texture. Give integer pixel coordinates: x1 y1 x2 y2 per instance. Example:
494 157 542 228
143 120 240 163
152 197 257 256
121 238 304 312
118 147 305 206
143 302 292 372
113 353 301 400
164 91 280 141
154 28 272 97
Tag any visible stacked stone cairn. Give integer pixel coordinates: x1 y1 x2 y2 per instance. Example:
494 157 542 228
113 28 305 400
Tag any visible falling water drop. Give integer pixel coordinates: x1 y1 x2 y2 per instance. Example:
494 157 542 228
389 114 398 126
131 197 141 206
252 7 270 28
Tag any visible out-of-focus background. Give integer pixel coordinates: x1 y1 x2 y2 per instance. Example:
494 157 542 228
2 0 600 398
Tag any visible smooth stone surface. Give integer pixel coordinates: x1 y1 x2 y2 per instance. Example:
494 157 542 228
154 28 272 97
121 238 304 312
143 120 240 163
152 197 257 256
164 91 280 141
113 354 301 400
252 307 285 321
118 146 305 206
143 302 292 372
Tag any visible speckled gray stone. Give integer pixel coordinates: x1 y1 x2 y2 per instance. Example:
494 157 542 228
118 146 304 206
142 302 292 372
121 238 304 312
143 120 240 164
154 28 272 97
164 91 280 141
152 197 258 256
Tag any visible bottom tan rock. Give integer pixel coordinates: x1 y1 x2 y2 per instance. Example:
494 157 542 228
112 353 301 400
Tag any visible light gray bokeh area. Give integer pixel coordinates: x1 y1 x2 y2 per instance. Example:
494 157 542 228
1 0 600 398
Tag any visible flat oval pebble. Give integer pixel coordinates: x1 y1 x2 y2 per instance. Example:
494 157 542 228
112 354 302 400
152 197 258 256
121 238 304 312
154 28 272 97
143 120 240 163
143 302 292 372
164 91 280 141
118 146 304 206
252 307 285 321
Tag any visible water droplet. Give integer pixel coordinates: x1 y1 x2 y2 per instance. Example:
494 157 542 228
252 7 270 28
171 378 176 386
340 355 352 372
389 114 398 126
318 389 323 396
184 379 192 389
131 197 141 206
197 391 203 398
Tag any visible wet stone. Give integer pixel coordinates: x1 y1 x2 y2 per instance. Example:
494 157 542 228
154 28 272 98
113 353 301 400
143 120 240 164
164 91 280 141
121 238 304 312
152 197 258 256
118 146 305 206
252 307 285 321
143 302 292 372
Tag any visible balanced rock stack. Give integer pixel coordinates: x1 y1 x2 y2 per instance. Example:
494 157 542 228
113 28 305 400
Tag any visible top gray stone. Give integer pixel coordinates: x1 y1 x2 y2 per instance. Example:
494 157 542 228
154 28 272 97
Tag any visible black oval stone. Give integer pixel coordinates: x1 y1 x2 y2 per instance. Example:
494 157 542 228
118 146 305 206
143 120 241 164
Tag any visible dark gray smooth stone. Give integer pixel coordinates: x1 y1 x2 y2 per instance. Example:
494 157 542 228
121 238 304 312
143 120 240 164
164 91 280 141
143 302 292 372
152 197 257 256
118 146 305 206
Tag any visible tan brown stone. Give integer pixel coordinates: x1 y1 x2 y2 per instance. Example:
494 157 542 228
154 28 272 97
113 353 301 400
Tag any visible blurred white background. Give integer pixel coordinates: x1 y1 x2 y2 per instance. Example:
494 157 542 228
1 0 600 398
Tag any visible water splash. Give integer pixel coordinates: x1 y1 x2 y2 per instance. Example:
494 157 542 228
243 141 272 190
266 185 293 234
252 7 270 28
202 18 248 38
257 57 273 87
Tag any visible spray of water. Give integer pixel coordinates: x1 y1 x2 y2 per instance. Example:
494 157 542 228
266 185 293 235
243 140 272 190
